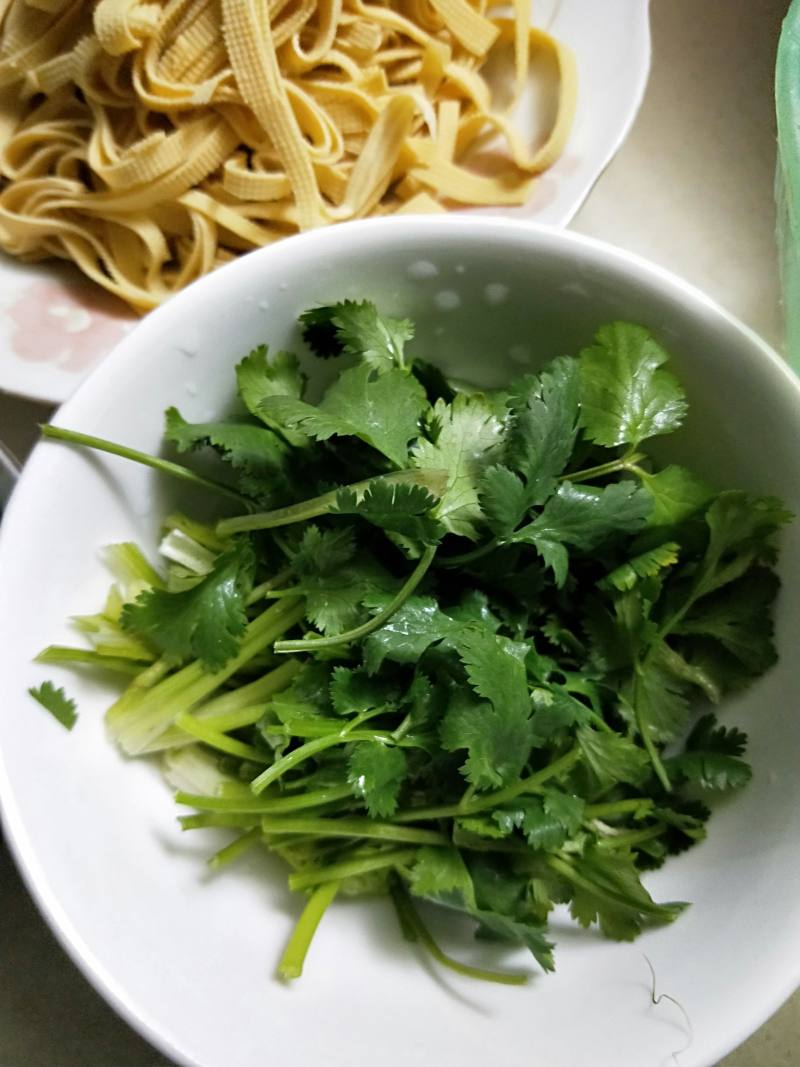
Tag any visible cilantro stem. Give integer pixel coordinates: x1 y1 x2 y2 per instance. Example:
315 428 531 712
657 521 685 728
278 880 341 980
216 469 447 535
395 745 582 822
260 816 449 846
441 538 501 568
388 880 528 987
584 798 654 820
247 568 294 605
208 827 262 870
180 813 259 829
288 847 418 891
107 600 305 754
250 713 370 794
176 785 353 814
560 452 645 483
174 713 269 762
547 854 684 921
35 645 150 675
631 665 672 792
40 424 250 506
595 824 666 850
273 546 436 654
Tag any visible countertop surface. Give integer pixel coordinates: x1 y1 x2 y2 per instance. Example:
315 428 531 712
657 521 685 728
1 0 798 1064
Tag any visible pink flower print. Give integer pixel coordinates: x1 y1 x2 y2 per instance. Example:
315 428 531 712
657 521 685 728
9 278 135 373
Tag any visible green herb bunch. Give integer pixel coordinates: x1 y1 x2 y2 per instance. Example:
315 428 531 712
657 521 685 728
37 301 790 984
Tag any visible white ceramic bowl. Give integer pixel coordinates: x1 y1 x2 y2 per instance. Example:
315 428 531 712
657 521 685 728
1 217 799 1067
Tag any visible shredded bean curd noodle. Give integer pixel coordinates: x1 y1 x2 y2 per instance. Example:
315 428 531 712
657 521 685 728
0 0 576 311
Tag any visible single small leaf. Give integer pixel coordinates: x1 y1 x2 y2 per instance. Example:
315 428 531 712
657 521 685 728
440 688 534 791
665 713 751 791
576 725 651 791
261 364 427 467
362 594 463 673
599 542 680 592
290 525 356 577
409 845 477 908
578 322 688 448
347 741 408 817
121 541 255 670
567 845 686 940
505 356 580 504
639 465 713 526
164 408 291 503
29 681 78 731
300 301 413 370
330 667 396 716
412 394 505 539
333 480 443 544
622 656 691 745
479 464 530 536
235 346 308 447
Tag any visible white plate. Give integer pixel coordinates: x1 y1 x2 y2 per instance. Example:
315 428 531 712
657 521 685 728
0 0 651 405
2 217 800 1067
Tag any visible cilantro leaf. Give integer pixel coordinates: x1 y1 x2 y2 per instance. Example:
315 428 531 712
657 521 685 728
698 492 791 596
512 481 652 585
347 742 408 817
164 408 291 503
576 725 651 792
121 541 255 669
29 681 78 731
440 687 534 791
300 300 413 371
412 394 505 539
410 849 555 972
330 667 396 716
291 525 356 576
261 364 427 467
622 653 691 745
456 629 531 726
530 687 592 739
409 845 477 907
494 791 584 851
665 713 751 791
479 465 530 536
565 845 686 940
505 356 580 505
235 345 308 446
638 465 713 526
362 594 463 673
332 480 443 544
578 322 687 447
676 568 780 677
599 542 680 592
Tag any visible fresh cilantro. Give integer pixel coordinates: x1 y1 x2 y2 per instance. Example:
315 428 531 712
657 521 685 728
505 356 580 505
511 481 652 585
40 302 788 988
164 407 291 503
332 480 443 544
665 713 752 791
412 394 505 539
347 741 408 817
235 345 308 447
121 541 255 669
578 322 687 448
564 845 686 940
638 465 713 526
300 301 414 371
261 364 427 467
29 681 78 731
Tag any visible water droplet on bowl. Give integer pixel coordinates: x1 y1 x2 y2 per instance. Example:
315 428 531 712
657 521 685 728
407 260 438 279
185 382 198 396
258 300 270 311
509 344 530 365
434 290 461 311
484 283 510 305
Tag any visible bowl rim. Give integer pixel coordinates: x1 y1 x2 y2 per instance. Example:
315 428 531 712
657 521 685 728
2 214 799 1067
